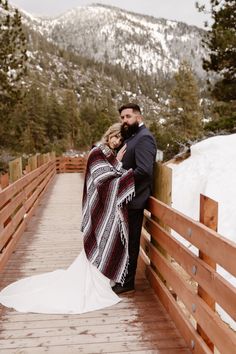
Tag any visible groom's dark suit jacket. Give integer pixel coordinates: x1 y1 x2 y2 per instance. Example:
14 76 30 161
122 125 157 209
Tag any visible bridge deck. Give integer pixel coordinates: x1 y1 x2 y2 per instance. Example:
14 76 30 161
0 174 190 354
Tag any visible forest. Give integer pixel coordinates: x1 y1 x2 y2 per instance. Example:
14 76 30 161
0 0 235 171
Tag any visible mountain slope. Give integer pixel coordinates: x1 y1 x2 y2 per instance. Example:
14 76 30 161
21 3 207 78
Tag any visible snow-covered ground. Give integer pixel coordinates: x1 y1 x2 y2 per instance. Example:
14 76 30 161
168 134 236 330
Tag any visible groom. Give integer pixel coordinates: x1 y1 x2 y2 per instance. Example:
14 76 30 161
113 103 157 294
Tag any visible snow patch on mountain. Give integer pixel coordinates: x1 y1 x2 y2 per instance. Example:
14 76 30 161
20 3 207 78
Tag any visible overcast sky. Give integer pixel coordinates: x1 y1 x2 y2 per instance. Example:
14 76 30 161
10 0 211 28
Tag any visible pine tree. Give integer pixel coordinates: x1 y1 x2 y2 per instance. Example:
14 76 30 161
46 92 69 146
166 61 203 142
0 0 27 146
200 0 236 101
62 90 81 149
15 84 48 153
76 120 93 149
197 0 236 132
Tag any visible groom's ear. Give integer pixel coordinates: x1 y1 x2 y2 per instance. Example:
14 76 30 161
136 114 142 124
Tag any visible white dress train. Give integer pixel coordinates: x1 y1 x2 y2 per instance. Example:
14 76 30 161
0 249 121 314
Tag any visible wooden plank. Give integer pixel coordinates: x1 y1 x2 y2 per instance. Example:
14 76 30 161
0 167 54 250
56 157 87 174
0 340 189 354
0 218 27 272
24 170 55 214
148 196 236 277
0 190 25 225
0 306 169 323
0 331 186 350
25 171 55 222
0 324 180 341
24 163 55 200
0 171 54 257
0 205 26 251
0 168 55 271
197 194 218 350
144 217 236 322
148 243 236 354
0 161 54 209
146 267 212 354
0 313 170 330
0 346 191 354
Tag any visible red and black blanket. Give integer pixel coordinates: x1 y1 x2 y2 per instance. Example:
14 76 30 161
81 144 135 284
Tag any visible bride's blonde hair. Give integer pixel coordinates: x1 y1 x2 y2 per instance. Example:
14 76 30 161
101 123 122 145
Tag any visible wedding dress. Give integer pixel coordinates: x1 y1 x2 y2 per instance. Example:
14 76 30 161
0 249 121 314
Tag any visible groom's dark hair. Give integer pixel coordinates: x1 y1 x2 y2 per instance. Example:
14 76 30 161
118 103 141 115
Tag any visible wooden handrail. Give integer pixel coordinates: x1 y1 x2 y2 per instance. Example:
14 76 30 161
0 160 56 272
141 195 236 354
0 153 86 272
144 216 236 322
56 156 87 174
148 196 236 277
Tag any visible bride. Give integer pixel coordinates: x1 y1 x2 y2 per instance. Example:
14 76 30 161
0 123 135 314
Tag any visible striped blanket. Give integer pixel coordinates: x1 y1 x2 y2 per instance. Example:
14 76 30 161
81 144 135 284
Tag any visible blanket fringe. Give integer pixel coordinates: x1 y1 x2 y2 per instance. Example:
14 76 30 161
120 257 129 286
117 211 130 285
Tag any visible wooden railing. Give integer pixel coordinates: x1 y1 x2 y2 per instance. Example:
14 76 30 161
56 156 87 173
0 155 56 272
1 153 235 352
140 194 236 354
0 153 88 272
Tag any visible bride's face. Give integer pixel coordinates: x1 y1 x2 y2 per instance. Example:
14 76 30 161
108 133 122 150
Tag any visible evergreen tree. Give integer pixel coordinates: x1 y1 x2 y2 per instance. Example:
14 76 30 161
150 121 178 161
0 0 27 146
14 84 48 153
62 90 81 149
197 0 236 132
46 92 69 147
78 99 116 147
91 110 114 143
200 0 236 101
166 61 203 141
76 120 93 149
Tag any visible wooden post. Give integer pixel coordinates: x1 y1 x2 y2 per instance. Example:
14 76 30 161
50 151 56 162
9 157 22 183
0 173 9 189
197 194 218 351
45 153 50 163
37 154 44 167
151 162 172 282
153 162 172 207
28 155 38 171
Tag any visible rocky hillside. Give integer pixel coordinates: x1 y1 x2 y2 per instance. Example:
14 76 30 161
21 3 207 78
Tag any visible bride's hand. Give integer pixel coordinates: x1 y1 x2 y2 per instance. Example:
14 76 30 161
117 144 127 161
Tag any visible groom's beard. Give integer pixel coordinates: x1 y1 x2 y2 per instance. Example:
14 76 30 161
121 122 139 140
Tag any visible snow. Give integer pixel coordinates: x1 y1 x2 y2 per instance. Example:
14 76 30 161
17 3 206 77
168 134 236 330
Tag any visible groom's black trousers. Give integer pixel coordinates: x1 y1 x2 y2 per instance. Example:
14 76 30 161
125 208 144 286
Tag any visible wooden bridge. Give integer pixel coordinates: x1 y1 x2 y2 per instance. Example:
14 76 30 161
0 154 236 354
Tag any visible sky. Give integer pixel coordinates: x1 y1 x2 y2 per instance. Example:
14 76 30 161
169 134 236 330
10 0 211 28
